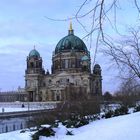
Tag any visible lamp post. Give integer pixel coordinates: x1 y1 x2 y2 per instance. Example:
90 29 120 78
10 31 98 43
27 92 30 128
27 92 30 111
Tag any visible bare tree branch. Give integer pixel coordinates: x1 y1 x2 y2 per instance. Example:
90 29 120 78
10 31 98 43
134 0 140 13
45 0 140 74
103 27 140 79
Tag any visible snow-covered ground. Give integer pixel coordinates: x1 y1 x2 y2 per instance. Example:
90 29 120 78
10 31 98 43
0 112 140 140
0 107 34 112
0 102 56 113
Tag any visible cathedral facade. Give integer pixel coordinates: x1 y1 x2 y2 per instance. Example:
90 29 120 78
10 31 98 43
25 24 102 102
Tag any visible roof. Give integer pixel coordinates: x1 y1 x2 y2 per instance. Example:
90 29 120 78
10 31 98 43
55 24 88 54
29 49 40 57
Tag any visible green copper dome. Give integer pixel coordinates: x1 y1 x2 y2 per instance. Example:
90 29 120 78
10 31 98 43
55 25 88 54
29 49 40 57
81 55 90 61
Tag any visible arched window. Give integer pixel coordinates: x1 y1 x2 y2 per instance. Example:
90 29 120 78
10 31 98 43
43 82 46 87
39 91 42 101
62 60 65 68
65 59 69 68
71 59 75 68
56 95 60 101
48 79 52 85
30 62 34 68
39 62 42 67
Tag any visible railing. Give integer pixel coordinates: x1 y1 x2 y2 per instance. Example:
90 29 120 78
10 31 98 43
0 109 54 119
0 109 55 134
0 102 57 110
0 117 27 134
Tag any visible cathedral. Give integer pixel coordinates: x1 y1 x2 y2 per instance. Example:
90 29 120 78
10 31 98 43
25 23 102 102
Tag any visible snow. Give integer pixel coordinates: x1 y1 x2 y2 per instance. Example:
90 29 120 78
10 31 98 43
0 107 31 112
0 130 32 140
0 112 140 140
0 102 56 113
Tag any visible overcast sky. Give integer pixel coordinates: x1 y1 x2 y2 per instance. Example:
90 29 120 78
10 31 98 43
0 0 139 92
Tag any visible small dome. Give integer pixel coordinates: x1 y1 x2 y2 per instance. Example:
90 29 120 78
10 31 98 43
29 49 40 57
93 64 101 75
94 64 101 69
55 24 88 54
81 55 89 61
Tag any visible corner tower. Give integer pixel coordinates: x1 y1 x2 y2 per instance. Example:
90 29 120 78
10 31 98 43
25 47 45 101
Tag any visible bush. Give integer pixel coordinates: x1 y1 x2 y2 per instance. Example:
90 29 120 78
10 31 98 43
31 127 55 140
65 120 77 128
75 118 89 128
62 115 90 128
51 120 59 128
62 120 68 126
105 110 114 118
134 105 140 112
117 106 128 115
114 109 120 116
104 105 128 118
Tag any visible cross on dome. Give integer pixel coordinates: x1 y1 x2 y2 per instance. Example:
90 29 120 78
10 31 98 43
68 21 74 35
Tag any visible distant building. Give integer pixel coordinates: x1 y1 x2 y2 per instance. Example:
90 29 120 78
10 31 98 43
0 87 27 102
25 23 102 102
